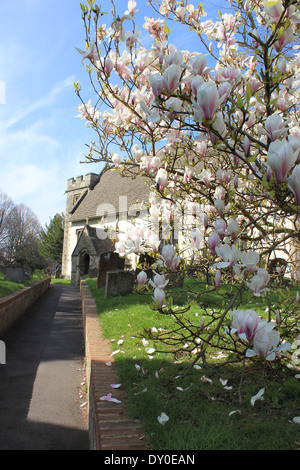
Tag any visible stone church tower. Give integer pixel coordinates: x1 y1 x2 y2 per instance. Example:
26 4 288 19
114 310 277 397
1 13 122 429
61 173 99 279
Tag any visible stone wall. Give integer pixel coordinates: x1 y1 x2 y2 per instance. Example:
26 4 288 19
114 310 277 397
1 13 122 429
0 278 51 338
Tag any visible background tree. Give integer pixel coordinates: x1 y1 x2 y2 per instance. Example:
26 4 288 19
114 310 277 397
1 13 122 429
0 191 14 265
39 213 65 265
0 192 46 271
5 203 45 270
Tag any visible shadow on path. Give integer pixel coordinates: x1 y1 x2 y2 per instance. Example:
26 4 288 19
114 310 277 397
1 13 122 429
0 284 89 450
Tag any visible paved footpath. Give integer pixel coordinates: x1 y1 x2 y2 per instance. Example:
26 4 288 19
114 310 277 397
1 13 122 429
0 283 90 450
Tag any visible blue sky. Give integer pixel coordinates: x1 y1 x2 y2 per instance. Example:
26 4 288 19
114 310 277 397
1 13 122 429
0 0 227 227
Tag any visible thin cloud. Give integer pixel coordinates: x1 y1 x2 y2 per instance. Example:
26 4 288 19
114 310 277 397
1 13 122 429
5 75 75 130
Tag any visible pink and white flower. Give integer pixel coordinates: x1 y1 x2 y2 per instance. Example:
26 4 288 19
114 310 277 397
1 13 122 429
240 251 260 273
195 81 222 121
76 40 97 63
150 73 165 97
246 322 280 361
156 168 168 190
264 114 288 141
112 153 121 167
215 243 240 268
163 63 181 94
267 139 297 183
161 244 180 271
287 164 300 204
230 309 259 341
153 288 166 308
215 269 221 287
137 271 147 286
214 219 227 238
208 232 220 254
149 273 169 290
246 268 270 296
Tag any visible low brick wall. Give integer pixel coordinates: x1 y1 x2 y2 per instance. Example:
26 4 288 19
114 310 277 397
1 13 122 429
80 279 148 450
0 278 51 338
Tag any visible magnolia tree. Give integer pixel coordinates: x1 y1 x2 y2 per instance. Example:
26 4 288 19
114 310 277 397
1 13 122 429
75 0 300 369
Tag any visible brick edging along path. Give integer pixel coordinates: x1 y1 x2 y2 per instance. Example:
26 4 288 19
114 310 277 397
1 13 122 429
80 279 149 450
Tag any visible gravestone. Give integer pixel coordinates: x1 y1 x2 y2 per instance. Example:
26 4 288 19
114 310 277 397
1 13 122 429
4 267 26 283
105 270 135 298
97 252 125 288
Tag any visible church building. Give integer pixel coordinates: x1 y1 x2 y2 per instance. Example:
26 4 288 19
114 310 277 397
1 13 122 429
61 168 151 284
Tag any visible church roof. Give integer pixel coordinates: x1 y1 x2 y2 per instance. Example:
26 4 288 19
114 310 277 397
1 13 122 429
70 168 151 223
72 225 115 257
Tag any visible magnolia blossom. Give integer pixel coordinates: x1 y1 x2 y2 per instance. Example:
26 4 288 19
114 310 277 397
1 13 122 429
214 198 225 217
76 40 97 63
126 0 138 15
209 112 227 144
156 168 168 190
150 73 165 97
76 99 94 120
216 169 231 185
246 268 270 296
264 114 288 141
161 244 180 271
287 164 300 204
208 232 220 254
195 81 222 121
230 309 259 342
263 0 283 22
215 243 240 269
214 219 226 238
140 155 161 172
214 186 226 200
137 271 147 285
153 288 166 308
200 169 212 186
149 273 169 290
192 53 207 74
215 269 221 287
246 322 280 361
163 63 181 94
112 153 121 167
274 27 295 52
227 219 239 238
190 228 202 250
267 139 297 183
240 251 260 273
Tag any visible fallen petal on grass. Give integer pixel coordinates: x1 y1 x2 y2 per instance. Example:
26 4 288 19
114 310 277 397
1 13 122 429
158 412 169 425
220 378 228 386
111 349 120 356
250 388 265 407
145 347 156 355
201 375 213 383
134 387 148 395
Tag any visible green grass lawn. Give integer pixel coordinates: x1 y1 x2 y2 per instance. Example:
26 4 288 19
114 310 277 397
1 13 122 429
85 277 300 450
0 270 48 299
50 278 71 285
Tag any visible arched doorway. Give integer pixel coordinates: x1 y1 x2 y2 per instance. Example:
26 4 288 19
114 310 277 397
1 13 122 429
80 252 90 277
